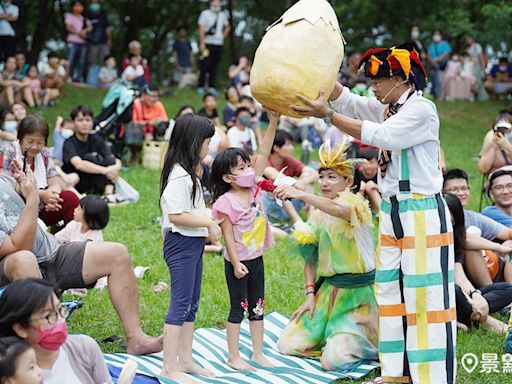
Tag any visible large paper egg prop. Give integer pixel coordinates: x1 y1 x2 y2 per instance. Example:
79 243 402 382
250 0 345 117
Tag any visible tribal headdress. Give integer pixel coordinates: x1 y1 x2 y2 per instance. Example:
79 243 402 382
318 138 364 179
358 42 427 90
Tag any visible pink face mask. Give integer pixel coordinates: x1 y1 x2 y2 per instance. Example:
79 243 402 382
235 167 256 188
31 321 68 351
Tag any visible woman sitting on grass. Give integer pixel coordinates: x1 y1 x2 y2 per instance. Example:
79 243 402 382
0 115 80 227
273 140 378 371
0 279 113 384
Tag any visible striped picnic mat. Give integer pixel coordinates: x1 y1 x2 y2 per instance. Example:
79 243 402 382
104 311 379 383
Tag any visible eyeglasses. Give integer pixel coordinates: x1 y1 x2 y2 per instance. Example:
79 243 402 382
491 183 512 194
444 186 470 193
32 305 69 325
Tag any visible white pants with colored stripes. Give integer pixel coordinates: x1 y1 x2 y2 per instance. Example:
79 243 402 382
376 194 457 384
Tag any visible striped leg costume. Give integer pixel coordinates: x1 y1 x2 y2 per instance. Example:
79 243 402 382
375 149 456 383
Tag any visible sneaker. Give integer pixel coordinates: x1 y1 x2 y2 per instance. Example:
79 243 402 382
196 87 205 95
103 194 128 206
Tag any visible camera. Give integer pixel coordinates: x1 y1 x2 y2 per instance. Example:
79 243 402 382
494 125 509 136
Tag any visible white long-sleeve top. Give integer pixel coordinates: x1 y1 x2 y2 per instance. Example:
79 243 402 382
331 88 443 199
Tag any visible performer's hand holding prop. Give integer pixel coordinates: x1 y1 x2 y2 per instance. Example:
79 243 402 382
290 87 331 118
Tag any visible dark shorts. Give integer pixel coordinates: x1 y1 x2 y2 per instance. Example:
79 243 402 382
493 258 506 283
0 241 94 290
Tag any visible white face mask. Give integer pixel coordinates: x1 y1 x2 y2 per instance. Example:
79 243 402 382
411 30 420 40
499 65 508 72
61 128 74 139
3 121 17 132
210 5 221 12
433 34 442 43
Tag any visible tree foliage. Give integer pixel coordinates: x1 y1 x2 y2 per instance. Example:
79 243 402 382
12 0 511 83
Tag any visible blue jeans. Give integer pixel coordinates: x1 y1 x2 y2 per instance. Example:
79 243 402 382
67 43 87 82
163 232 206 326
52 130 66 162
261 191 304 222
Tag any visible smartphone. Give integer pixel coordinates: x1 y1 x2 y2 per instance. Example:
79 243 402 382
495 126 508 136
22 149 28 173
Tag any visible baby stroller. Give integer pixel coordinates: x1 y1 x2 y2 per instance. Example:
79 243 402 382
95 80 140 159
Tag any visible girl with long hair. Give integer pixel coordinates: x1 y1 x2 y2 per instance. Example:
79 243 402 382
159 114 221 382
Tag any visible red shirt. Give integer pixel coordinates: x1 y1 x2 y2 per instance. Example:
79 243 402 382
132 98 168 123
267 156 305 177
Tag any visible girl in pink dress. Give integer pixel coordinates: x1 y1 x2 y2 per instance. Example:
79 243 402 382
210 110 279 372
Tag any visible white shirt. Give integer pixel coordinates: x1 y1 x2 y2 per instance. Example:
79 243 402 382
41 63 66 78
42 348 81 384
121 65 144 81
160 165 208 237
0 2 18 36
331 88 442 198
227 126 257 153
54 220 104 243
198 9 229 46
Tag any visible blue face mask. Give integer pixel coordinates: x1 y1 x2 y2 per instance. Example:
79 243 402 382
239 116 251 127
90 3 100 12
508 132 512 141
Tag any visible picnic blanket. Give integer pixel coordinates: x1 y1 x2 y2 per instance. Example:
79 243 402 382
105 311 379 383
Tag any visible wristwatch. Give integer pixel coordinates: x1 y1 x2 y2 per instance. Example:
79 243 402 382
323 109 335 125
469 289 482 298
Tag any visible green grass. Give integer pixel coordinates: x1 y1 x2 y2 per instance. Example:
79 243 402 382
37 86 511 383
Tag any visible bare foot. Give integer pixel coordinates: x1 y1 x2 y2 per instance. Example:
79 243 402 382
127 335 163 355
483 316 508 333
160 369 200 384
457 322 469 332
178 361 215 377
252 353 274 368
227 357 256 371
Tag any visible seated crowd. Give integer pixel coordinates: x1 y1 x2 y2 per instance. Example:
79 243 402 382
0 11 511 380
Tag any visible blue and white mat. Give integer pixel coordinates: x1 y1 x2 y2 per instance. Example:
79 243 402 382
105 312 379 383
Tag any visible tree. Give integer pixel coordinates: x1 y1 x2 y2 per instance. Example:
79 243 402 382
11 0 511 84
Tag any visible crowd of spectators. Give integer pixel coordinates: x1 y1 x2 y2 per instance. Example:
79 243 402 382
0 1 512 381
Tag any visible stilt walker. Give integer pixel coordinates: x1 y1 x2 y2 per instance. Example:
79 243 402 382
290 43 456 384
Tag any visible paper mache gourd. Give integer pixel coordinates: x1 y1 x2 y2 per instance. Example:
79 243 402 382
250 0 346 117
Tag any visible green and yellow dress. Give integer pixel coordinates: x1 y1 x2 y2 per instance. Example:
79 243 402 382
277 190 379 371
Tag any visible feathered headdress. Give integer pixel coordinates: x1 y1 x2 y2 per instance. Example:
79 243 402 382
318 138 364 178
358 42 427 90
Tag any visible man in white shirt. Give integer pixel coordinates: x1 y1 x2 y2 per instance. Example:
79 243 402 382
0 0 18 63
197 0 230 95
289 43 455 384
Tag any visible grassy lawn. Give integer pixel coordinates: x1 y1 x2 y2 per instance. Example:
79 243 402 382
38 86 511 383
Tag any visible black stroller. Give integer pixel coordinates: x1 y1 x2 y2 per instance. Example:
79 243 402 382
94 81 139 159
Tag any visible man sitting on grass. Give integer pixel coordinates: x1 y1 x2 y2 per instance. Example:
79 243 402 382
482 169 512 227
0 160 162 355
443 168 512 240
